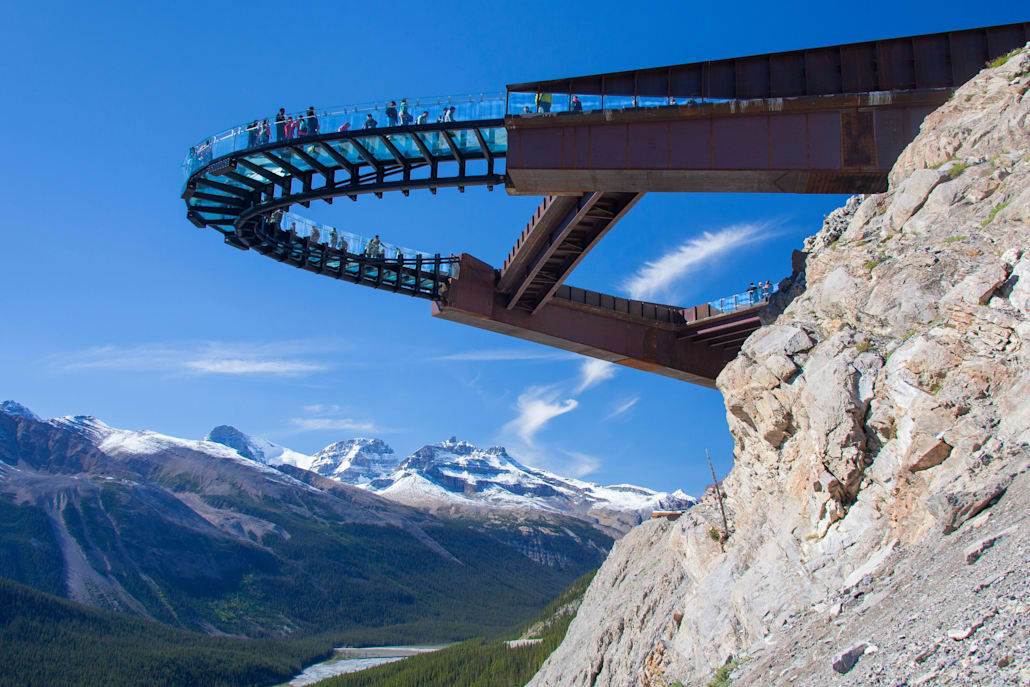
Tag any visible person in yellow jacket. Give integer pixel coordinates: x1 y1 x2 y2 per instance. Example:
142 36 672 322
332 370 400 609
534 92 552 113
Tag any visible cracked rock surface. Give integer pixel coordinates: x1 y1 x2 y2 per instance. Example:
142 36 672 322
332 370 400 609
528 45 1030 687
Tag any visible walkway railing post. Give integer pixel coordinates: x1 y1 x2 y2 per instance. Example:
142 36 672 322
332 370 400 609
431 254 441 299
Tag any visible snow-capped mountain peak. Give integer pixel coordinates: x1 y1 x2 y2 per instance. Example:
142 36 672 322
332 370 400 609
308 437 400 485
0 400 40 421
50 415 117 444
205 425 313 470
368 439 696 530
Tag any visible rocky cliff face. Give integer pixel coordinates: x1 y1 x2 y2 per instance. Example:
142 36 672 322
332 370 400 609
529 46 1030 687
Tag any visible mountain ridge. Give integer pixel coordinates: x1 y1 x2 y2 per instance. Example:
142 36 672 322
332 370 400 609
0 403 611 638
201 428 695 533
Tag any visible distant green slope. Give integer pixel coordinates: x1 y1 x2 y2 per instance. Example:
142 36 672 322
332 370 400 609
317 571 596 687
0 576 338 687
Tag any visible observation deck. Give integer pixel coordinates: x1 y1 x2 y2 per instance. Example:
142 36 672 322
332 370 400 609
180 21 1029 386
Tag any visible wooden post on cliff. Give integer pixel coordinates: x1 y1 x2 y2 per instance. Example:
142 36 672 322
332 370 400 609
707 449 730 552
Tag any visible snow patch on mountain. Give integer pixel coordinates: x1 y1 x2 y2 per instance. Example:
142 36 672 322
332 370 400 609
0 400 41 421
366 437 696 524
206 425 313 470
308 438 400 485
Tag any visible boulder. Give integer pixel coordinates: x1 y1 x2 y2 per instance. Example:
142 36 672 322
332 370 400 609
885 169 947 231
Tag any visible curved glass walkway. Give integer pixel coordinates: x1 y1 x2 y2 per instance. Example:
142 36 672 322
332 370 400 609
247 210 456 299
182 94 507 236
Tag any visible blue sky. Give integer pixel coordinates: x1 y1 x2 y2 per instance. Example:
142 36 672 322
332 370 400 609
1 1 1023 495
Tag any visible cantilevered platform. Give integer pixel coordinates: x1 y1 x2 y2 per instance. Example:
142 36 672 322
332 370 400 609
180 21 1030 386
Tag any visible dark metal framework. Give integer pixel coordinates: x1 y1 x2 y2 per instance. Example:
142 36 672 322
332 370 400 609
239 217 457 299
507 22 1029 101
183 120 506 228
499 192 644 313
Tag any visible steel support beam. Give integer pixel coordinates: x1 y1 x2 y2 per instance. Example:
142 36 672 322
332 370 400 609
434 254 762 387
505 91 950 195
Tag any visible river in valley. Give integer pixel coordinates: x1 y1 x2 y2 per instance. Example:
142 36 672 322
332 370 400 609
281 645 451 686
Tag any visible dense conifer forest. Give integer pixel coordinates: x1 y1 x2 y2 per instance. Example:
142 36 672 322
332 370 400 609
318 572 595 687
0 577 342 687
0 572 594 686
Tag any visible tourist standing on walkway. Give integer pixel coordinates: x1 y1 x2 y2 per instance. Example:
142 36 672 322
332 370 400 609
535 92 552 112
399 99 411 125
448 106 457 121
306 106 319 136
329 228 338 250
275 108 286 140
747 282 758 303
571 95 582 112
385 101 398 127
310 225 320 244
763 280 773 297
339 235 349 254
285 116 297 138
365 235 382 258
259 119 270 145
363 113 377 129
246 121 259 147
416 111 428 125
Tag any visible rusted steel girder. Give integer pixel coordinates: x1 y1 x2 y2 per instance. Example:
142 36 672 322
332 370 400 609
498 191 643 313
506 90 950 195
507 22 1029 100
434 255 764 387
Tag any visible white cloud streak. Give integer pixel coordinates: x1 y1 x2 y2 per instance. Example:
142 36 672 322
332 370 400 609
51 341 333 377
430 349 576 362
502 386 579 445
574 359 617 393
621 223 773 301
558 450 602 478
185 359 323 375
289 418 383 433
606 396 640 419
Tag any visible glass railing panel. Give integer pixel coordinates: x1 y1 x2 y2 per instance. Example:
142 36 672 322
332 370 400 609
353 136 395 163
386 133 421 160
302 144 343 169
276 149 316 173
184 92 506 178
479 127 508 153
414 131 451 158
325 140 365 165
189 195 240 210
196 175 250 192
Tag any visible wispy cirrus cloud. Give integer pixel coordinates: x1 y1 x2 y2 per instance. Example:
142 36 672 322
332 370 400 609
288 418 384 433
503 444 603 479
621 223 774 301
51 340 335 377
429 348 576 362
502 386 578 445
606 396 640 419
302 404 343 414
185 359 322 375
557 449 602 478
574 359 617 393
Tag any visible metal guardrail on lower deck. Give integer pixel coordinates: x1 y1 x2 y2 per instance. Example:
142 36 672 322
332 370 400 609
553 282 778 326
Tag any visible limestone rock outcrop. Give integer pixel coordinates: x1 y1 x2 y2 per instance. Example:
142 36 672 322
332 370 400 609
529 45 1030 687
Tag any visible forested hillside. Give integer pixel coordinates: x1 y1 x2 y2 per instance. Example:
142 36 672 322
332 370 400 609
0 409 600 639
318 572 595 687
0 577 338 687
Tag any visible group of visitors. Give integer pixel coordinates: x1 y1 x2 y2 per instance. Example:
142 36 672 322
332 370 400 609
269 212 399 259
189 100 476 169
526 92 695 116
746 280 774 303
